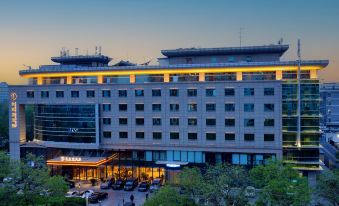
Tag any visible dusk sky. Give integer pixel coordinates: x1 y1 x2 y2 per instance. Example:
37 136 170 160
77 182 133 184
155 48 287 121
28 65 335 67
0 0 338 84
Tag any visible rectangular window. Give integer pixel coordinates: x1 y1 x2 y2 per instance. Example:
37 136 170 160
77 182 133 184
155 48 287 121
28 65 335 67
188 103 197 112
136 74 164 83
135 104 144 111
244 103 254 112
264 119 275 127
103 118 111 125
118 90 127 97
119 132 128 139
170 132 180 140
102 104 111 112
170 104 179 112
206 103 216 112
188 118 197 126
244 88 254 96
153 132 162 139
225 103 235 112
152 118 162 126
103 131 111 138
244 119 255 127
102 90 111 97
264 104 275 112
119 118 128 125
170 73 199 82
103 75 129 84
86 90 95 98
41 91 49 98
136 132 144 139
264 88 274 96
206 133 216 141
72 76 97 84
71 90 79 98
119 104 128 111
135 118 144 125
152 104 161 112
170 118 179 126
187 89 197 97
206 88 216 97
152 89 161 97
225 133 235 141
224 88 235 96
169 89 179 96
188 133 197 140
135 89 144 97
225 118 235 127
264 134 275 141
206 118 216 126
205 73 236 81
27 91 34 98
244 133 255 141
242 72 276 81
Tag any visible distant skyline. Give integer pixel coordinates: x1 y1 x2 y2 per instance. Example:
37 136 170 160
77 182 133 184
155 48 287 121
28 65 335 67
0 0 338 84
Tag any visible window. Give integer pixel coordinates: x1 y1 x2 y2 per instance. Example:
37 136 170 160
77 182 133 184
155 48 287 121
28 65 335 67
224 88 235 96
244 88 254 96
170 89 179 96
119 132 128 139
225 103 235 112
264 119 275 127
264 104 275 112
135 104 144 111
153 132 162 140
264 134 275 141
136 118 144 125
41 91 49 98
188 133 197 140
135 89 144 97
206 88 216 97
244 103 254 112
119 104 128 111
225 133 235 141
206 133 216 140
136 132 144 139
118 90 127 97
264 88 274 96
27 91 34 98
152 89 161 97
170 73 198 82
86 90 95 98
102 90 111 97
244 134 255 141
188 118 197 126
170 132 180 140
119 118 128 125
55 91 64 98
225 118 235 127
170 104 179 112
71 91 79 98
187 89 197 97
103 118 111 125
103 104 111 112
153 118 162 126
188 103 197 112
103 131 111 138
206 118 216 126
152 104 161 112
244 119 255 127
170 118 179 126
205 73 236 81
206 103 216 111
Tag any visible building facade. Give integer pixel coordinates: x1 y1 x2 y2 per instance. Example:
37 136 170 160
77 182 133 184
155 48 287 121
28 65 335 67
0 82 8 103
320 83 339 132
9 45 328 181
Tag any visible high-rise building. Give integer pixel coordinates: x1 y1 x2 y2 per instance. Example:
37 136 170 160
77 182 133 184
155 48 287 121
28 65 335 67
320 83 339 132
8 45 328 181
0 82 8 103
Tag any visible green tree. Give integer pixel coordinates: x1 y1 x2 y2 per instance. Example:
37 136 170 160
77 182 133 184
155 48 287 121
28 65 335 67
144 186 196 206
178 167 204 203
316 169 339 206
0 103 9 150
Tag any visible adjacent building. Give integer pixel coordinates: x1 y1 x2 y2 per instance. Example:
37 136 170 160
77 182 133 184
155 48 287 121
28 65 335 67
0 82 8 103
8 45 328 182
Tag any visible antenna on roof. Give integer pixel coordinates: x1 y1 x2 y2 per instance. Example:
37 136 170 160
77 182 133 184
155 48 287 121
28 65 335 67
278 38 284 45
95 46 98 55
98 46 102 55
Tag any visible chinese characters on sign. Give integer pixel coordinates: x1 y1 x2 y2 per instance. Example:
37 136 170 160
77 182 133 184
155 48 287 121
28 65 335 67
60 156 82 162
10 93 17 128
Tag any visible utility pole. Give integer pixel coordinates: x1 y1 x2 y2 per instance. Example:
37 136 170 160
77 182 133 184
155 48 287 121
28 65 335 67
297 39 301 148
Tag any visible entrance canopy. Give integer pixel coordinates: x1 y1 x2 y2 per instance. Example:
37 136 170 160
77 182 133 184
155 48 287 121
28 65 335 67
47 156 114 167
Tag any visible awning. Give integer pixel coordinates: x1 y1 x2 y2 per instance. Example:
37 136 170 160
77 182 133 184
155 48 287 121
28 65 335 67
47 155 114 167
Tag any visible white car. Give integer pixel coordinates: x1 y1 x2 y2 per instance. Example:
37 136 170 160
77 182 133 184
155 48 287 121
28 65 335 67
80 190 94 198
65 191 80 198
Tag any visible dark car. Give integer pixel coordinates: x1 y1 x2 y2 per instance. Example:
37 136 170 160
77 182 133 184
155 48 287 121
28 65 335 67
88 192 108 203
150 178 162 193
100 177 115 189
138 181 150 192
112 179 126 190
124 178 138 191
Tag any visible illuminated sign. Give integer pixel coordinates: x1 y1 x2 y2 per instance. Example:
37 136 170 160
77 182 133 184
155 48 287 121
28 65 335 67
166 164 180 168
10 93 17 128
60 156 82 162
68 128 79 133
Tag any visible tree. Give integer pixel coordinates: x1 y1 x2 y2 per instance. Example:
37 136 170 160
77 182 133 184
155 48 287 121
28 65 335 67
144 186 196 206
0 103 9 151
178 167 204 203
316 169 339 206
250 160 311 206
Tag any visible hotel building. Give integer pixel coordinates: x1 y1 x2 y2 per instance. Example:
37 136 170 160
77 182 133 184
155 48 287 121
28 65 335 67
8 45 328 181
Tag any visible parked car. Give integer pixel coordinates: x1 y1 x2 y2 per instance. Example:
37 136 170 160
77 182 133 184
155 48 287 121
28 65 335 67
80 190 94 198
138 181 150 192
150 179 162 193
112 179 126 190
65 191 80 198
88 192 108 203
100 178 115 189
124 178 138 191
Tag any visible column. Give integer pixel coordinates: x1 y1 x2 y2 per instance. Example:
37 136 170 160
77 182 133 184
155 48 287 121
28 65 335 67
164 74 170 83
130 74 135 83
66 76 72 84
276 70 282 80
236 72 242 81
98 75 103 84
37 76 43 85
310 69 317 79
199 72 205 82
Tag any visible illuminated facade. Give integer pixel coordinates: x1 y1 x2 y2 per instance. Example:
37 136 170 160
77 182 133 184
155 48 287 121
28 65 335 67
9 45 328 181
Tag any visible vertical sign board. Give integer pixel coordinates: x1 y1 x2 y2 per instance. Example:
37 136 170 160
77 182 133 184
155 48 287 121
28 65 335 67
10 92 17 128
